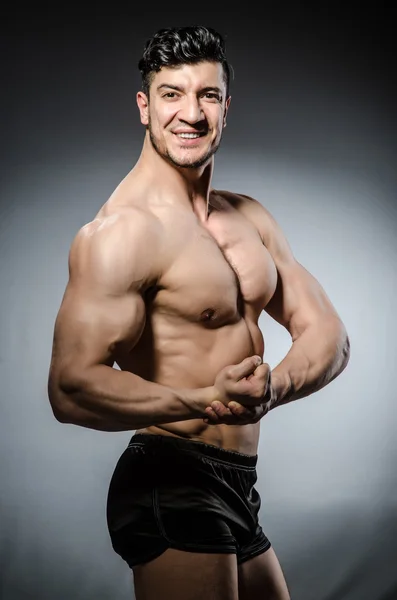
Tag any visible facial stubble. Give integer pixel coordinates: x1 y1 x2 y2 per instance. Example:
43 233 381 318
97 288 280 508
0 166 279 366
148 115 223 169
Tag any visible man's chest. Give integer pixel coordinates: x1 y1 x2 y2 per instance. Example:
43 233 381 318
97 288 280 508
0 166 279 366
154 208 278 325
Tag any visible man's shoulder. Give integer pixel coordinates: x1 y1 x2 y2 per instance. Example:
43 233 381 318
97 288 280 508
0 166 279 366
213 189 273 233
213 188 267 210
217 190 297 267
76 205 162 248
68 206 164 284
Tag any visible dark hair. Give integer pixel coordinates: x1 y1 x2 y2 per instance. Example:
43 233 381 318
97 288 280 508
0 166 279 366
138 25 232 98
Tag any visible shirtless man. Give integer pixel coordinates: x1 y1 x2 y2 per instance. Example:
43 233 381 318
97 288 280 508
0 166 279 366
48 25 350 600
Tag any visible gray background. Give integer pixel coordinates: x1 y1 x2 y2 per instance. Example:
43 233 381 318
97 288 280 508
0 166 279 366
1 5 396 600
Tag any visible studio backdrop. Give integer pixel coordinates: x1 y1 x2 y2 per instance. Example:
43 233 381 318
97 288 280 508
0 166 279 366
1 7 396 600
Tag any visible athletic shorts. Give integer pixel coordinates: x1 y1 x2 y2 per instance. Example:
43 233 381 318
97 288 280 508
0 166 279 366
106 433 271 568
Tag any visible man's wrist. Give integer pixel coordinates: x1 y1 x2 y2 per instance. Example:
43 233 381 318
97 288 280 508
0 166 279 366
201 386 221 411
178 385 220 418
268 372 290 411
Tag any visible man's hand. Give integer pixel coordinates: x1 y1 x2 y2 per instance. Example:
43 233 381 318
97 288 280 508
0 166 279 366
205 356 276 425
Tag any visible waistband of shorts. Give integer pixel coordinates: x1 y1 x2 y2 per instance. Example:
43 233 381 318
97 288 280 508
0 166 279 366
128 433 258 469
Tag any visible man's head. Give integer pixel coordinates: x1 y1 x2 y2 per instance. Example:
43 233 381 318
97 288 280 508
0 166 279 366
136 26 232 170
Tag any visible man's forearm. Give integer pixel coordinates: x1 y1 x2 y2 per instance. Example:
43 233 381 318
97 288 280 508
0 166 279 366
50 366 216 431
269 317 350 410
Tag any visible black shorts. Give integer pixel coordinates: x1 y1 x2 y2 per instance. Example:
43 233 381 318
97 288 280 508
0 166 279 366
106 433 271 568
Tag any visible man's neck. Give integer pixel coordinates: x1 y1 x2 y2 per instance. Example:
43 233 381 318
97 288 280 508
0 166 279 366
135 133 214 216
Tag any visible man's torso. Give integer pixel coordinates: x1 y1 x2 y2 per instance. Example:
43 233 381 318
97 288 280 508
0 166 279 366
95 179 278 454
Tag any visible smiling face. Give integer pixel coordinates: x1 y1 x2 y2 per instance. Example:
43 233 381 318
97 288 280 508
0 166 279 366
137 61 231 169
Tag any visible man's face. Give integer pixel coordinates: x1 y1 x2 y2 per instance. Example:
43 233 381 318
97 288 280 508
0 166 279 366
137 61 231 169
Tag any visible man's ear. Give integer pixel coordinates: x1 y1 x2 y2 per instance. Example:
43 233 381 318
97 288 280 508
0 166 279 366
223 95 231 128
137 91 149 125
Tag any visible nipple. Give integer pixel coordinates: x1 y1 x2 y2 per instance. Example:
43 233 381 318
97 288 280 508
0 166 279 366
200 308 216 321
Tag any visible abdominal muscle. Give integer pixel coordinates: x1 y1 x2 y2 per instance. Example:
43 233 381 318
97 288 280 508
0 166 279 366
130 315 264 456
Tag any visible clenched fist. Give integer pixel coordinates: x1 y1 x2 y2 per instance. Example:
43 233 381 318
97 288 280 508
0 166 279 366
205 355 276 425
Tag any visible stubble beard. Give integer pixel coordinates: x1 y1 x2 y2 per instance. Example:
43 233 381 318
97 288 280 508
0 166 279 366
148 118 222 170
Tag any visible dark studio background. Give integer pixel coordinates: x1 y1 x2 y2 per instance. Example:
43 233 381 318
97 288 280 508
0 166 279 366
1 4 396 599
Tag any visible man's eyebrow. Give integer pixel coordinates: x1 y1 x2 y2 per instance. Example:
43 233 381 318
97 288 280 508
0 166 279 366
157 84 184 92
157 84 223 95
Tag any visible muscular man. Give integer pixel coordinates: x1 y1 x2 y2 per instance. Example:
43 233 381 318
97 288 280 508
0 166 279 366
48 25 350 600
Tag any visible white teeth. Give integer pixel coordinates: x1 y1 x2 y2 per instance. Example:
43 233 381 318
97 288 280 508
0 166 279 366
177 133 201 138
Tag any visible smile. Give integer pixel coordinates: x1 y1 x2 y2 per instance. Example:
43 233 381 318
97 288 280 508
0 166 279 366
175 132 206 139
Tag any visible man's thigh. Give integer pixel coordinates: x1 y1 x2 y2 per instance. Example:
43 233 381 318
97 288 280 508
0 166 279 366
132 548 239 600
238 547 291 600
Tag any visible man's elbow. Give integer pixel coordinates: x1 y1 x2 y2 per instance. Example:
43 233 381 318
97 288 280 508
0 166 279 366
47 370 84 424
51 404 72 424
319 317 350 383
332 323 350 379
48 387 75 424
340 332 351 371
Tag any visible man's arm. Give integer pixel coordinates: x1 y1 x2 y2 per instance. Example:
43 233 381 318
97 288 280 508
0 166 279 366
47 211 215 432
241 195 350 411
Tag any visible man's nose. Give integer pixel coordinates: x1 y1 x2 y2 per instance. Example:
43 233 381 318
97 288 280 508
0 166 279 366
179 94 204 124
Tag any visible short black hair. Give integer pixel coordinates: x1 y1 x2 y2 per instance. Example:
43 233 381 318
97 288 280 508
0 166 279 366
138 25 232 98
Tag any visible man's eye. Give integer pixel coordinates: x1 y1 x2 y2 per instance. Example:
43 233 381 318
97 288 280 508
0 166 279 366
164 92 177 98
205 93 221 101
